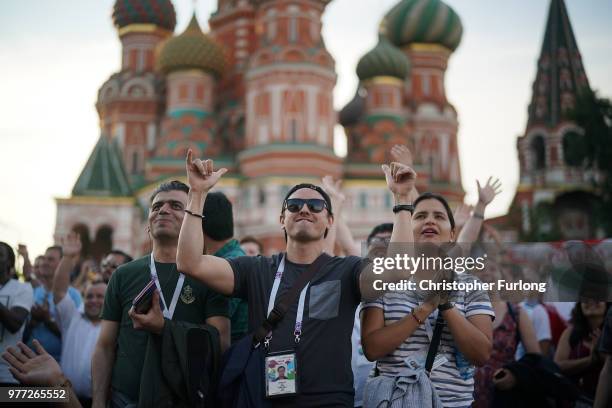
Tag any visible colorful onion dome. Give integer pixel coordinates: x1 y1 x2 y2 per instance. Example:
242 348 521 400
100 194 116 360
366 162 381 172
356 36 410 81
157 14 226 76
112 0 176 31
382 0 463 52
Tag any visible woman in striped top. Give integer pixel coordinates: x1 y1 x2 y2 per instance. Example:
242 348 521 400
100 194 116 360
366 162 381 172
362 192 496 408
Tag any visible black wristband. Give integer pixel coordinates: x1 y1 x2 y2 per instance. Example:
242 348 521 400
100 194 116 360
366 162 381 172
393 204 414 214
438 302 454 312
184 209 205 219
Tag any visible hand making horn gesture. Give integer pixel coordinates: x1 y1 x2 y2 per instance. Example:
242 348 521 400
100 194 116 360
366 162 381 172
382 161 417 198
185 149 228 193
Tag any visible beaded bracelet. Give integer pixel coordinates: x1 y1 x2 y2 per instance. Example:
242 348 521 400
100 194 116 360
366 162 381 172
411 308 424 325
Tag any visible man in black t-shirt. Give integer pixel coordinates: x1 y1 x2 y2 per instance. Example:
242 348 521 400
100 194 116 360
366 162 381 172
177 151 416 407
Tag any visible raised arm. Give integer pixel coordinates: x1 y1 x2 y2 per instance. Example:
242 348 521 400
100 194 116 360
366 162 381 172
176 150 235 296
321 176 360 256
53 233 81 305
17 245 33 282
359 161 416 300
457 177 501 243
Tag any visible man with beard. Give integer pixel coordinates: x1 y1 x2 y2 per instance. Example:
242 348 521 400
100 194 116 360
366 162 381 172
53 233 105 407
92 180 229 408
177 150 416 406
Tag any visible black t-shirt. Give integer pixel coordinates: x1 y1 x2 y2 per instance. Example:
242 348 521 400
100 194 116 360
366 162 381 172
229 254 365 407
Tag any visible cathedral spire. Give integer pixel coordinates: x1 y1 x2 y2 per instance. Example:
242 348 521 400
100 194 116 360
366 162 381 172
527 0 591 129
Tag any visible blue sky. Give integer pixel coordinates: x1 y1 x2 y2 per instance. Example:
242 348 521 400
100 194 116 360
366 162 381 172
1 0 611 257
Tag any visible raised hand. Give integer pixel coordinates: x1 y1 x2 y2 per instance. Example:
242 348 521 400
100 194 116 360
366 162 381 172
321 175 345 206
60 232 81 259
17 244 28 258
2 340 65 386
382 162 416 198
477 177 502 206
453 203 474 230
185 149 228 193
390 144 413 167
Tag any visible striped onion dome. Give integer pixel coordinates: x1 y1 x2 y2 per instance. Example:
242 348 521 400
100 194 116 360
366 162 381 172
382 0 463 52
356 36 410 81
112 0 176 31
157 14 225 77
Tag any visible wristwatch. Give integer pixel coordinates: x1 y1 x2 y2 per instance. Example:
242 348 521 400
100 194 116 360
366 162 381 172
438 302 454 312
393 204 414 214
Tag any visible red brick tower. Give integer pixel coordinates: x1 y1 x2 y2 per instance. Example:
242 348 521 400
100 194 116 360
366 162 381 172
506 0 599 241
209 0 258 154
97 0 176 185
237 0 342 251
55 0 177 259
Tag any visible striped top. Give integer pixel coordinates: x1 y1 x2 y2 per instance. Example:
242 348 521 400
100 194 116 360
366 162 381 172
363 274 494 407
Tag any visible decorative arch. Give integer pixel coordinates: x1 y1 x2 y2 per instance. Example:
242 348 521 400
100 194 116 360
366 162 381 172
92 225 114 261
562 130 587 167
99 80 120 101
71 223 91 257
530 134 546 170
120 77 154 98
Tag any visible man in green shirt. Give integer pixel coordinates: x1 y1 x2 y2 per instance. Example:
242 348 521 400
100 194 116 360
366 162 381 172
91 180 230 408
202 192 248 343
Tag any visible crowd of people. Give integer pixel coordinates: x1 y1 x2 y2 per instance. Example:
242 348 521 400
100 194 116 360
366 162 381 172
1 144 611 408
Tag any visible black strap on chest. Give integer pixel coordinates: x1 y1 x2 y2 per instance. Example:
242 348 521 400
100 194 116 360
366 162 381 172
425 314 445 375
253 253 332 345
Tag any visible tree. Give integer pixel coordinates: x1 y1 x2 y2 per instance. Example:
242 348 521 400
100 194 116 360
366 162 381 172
570 90 612 236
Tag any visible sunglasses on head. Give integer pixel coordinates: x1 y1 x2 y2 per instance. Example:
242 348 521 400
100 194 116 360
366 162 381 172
284 198 327 213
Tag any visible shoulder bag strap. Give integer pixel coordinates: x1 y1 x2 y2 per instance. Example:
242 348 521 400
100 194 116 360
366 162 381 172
425 314 445 375
253 253 332 344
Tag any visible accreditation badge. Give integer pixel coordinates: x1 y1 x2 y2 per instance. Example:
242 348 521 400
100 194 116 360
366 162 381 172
264 351 298 398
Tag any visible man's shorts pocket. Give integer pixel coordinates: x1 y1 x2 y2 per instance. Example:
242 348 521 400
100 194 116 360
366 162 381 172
309 280 341 320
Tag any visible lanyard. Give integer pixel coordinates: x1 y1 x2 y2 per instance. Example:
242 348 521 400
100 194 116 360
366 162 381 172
265 254 310 346
149 253 185 319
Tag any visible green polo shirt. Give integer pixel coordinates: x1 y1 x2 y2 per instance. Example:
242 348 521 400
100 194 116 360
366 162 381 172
214 239 248 343
101 255 229 401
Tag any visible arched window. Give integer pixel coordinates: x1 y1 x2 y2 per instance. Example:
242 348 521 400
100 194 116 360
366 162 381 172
71 224 91 257
531 135 546 170
562 131 587 167
92 225 113 261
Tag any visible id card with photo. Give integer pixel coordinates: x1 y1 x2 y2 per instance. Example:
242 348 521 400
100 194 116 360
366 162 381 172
265 351 298 398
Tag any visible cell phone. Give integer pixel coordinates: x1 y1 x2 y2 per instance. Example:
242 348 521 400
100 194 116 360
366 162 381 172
132 280 157 314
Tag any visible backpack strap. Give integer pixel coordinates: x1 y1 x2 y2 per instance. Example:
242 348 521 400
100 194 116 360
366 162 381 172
253 253 332 345
425 314 445 375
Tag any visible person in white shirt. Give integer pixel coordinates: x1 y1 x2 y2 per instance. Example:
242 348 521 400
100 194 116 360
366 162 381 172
516 296 552 359
53 234 105 405
0 241 34 385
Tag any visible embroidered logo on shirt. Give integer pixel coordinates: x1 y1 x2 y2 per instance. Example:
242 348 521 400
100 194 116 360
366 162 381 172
180 285 195 304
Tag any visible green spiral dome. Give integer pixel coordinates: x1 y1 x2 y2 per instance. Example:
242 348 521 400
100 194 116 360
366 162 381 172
382 0 463 52
356 36 410 81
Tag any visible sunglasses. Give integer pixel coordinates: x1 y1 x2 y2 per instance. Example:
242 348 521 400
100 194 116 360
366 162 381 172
284 198 327 213
101 262 119 270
